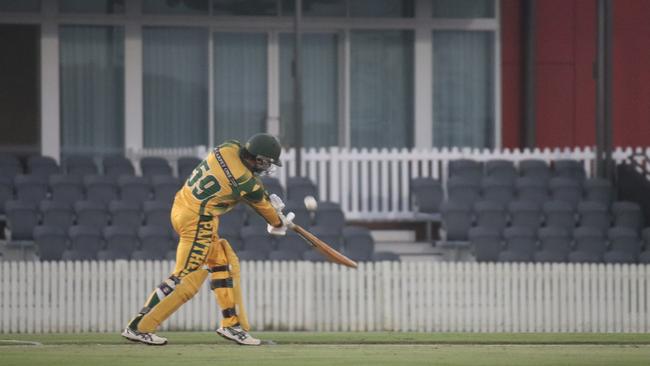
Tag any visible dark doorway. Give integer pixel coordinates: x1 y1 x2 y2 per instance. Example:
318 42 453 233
0 24 40 156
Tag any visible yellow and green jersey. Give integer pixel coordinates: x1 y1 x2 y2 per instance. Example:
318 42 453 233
174 140 282 227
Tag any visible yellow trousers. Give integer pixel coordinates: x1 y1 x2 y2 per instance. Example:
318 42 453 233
128 204 244 333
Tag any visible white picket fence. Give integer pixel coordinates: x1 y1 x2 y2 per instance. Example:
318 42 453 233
2 260 649 334
127 146 650 220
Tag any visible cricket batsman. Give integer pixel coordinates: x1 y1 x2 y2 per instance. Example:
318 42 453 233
121 133 294 346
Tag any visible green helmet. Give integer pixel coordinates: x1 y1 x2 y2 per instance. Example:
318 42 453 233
243 133 282 168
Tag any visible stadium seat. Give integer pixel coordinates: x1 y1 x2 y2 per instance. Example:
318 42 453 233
314 202 345 233
542 200 575 230
0 174 14 215
221 236 243 251
577 201 610 232
515 176 549 205
286 176 318 202
49 174 84 204
84 175 118 205
372 251 400 261
4 200 39 240
68 225 103 260
177 157 201 179
241 226 275 255
308 226 343 250
474 200 507 231
140 157 173 178
568 250 603 263
410 177 443 214
64 155 98 177
469 226 502 262
485 159 518 183
109 200 142 228
245 206 269 227
447 176 481 205
74 200 110 229
638 250 650 264
218 206 246 237
440 200 473 241
499 226 537 262
603 250 636 264
61 249 94 261
285 200 311 228
481 176 515 206
642 227 650 248
152 175 180 203
138 225 175 253
583 177 614 205
508 200 542 229
572 226 607 260
448 159 483 182
34 225 68 261
118 176 151 204
553 159 586 181
276 232 307 253
261 176 285 200
343 227 374 262
0 153 22 177
103 226 138 258
237 250 268 261
40 200 74 229
549 177 582 208
518 159 551 182
27 156 60 178
97 249 130 261
103 155 135 178
534 226 571 262
611 201 644 231
14 175 48 205
302 249 326 262
131 249 165 261
607 226 641 261
268 250 302 261
143 201 172 229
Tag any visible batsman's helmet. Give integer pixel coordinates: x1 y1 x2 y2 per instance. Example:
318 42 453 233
241 133 282 174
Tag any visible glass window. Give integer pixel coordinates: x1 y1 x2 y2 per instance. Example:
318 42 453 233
0 0 40 12
432 31 494 148
350 30 413 148
280 33 338 148
349 0 414 18
59 0 125 14
281 0 346 17
432 0 494 18
143 27 208 148
213 32 268 143
143 0 209 15
213 0 278 16
60 25 124 156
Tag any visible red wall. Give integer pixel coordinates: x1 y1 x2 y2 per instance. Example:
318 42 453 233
500 0 650 149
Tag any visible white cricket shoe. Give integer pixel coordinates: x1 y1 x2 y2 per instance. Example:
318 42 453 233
216 326 262 346
121 327 168 346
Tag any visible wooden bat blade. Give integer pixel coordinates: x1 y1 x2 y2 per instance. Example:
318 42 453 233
291 225 358 268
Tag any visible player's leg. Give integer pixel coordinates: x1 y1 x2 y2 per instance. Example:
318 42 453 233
123 208 215 344
207 238 260 346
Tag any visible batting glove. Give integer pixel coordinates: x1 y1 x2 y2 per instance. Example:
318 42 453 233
267 212 295 236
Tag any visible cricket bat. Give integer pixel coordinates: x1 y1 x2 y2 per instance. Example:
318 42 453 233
290 223 358 269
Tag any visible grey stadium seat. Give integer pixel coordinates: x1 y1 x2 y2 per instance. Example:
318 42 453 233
27 156 60 178
34 225 68 261
577 201 610 232
49 174 84 204
481 176 515 206
97 249 130 261
0 174 13 215
440 200 473 241
373 251 400 261
143 201 172 229
553 159 586 181
474 200 507 231
308 225 343 250
286 176 318 202
302 249 326 262
5 200 39 240
343 227 375 262
314 202 346 234
61 249 94 261
639 251 650 264
447 176 481 205
515 176 549 205
469 226 502 262
131 249 166 261
237 250 268 261
177 157 202 180
611 201 644 231
570 226 607 262
14 175 48 205
603 250 636 264
410 177 443 214
643 227 650 248
138 225 175 253
84 175 118 205
607 226 642 262
140 157 172 178
118 176 151 204
519 159 551 182
448 159 483 182
40 200 74 229
74 200 110 229
261 176 285 200
68 225 103 260
221 236 243 251
109 200 142 228
549 177 582 208
543 200 575 230
241 226 276 255
485 159 518 183
103 155 135 178
269 250 302 261
276 232 307 253
500 226 537 262
103 225 139 258
218 206 246 237
0 153 22 177
64 155 98 177
535 226 571 262
508 200 542 229
583 178 614 204
244 206 268 228
285 200 311 229
152 175 180 203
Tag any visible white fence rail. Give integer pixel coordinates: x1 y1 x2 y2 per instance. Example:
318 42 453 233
2 260 649 333
127 146 649 220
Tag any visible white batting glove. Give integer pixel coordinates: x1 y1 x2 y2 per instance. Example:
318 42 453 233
267 212 295 236
269 193 285 212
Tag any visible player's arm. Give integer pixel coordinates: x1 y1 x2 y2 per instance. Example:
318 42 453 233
241 185 283 228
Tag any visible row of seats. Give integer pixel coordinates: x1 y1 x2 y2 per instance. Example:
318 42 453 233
32 224 383 262
470 225 650 264
441 199 644 241
0 154 200 179
448 158 587 183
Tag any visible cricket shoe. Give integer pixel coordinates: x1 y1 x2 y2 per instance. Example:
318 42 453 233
121 327 168 345
216 326 261 346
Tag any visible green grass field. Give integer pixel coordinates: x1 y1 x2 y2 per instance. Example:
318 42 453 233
2 332 650 366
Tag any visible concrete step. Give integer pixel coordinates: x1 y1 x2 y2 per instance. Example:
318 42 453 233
370 230 416 243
